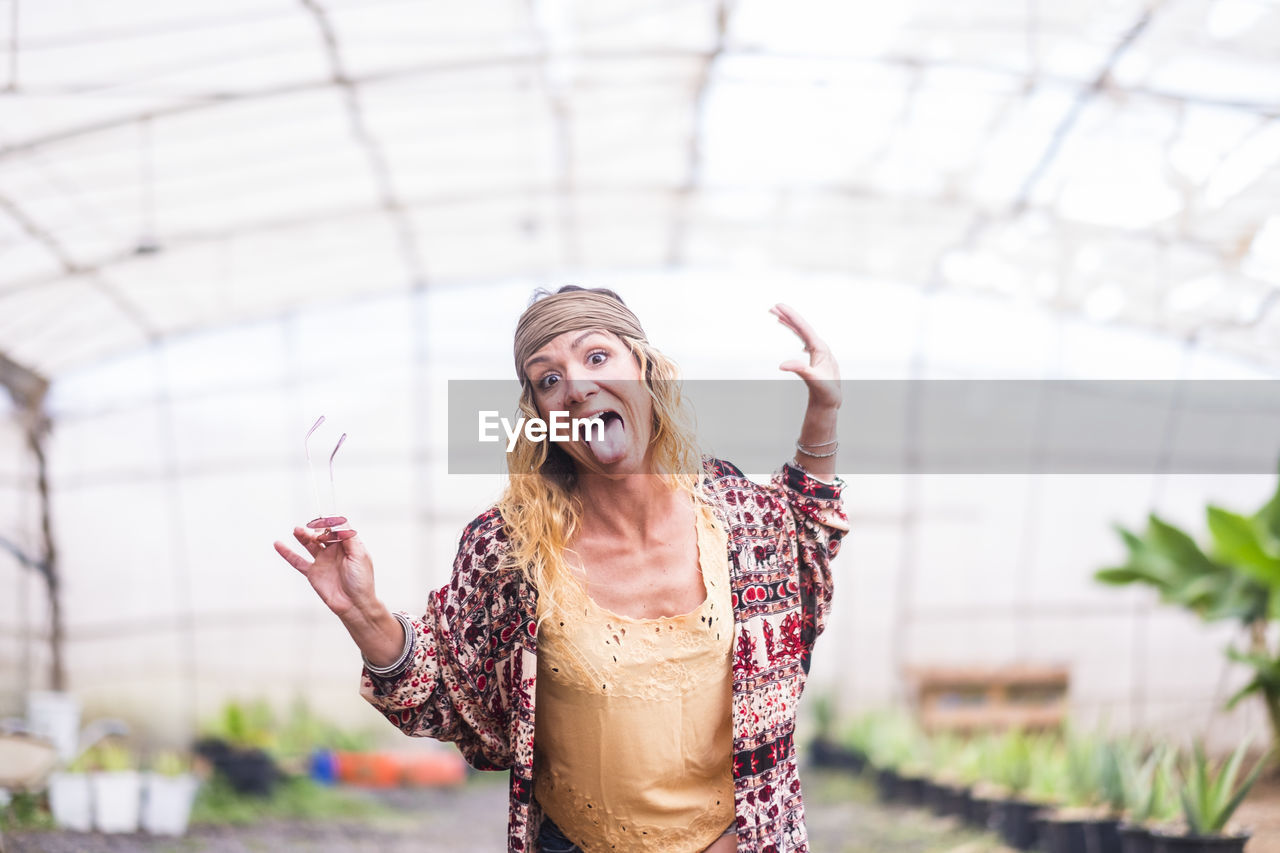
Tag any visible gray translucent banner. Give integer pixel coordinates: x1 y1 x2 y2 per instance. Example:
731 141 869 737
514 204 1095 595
447 380 1280 475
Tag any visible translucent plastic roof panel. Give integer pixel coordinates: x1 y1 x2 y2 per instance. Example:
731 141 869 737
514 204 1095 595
1 0 1278 379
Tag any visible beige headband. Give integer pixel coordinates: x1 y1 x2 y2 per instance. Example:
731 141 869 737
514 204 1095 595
513 290 647 384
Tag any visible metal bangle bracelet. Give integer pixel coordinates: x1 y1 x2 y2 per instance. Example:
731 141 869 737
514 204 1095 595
796 437 838 449
363 612 414 677
795 440 838 458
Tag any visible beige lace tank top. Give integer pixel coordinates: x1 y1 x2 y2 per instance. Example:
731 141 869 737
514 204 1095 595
534 501 735 852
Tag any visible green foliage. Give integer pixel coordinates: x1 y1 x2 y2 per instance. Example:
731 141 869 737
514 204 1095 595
1096 515 1267 622
1025 736 1067 803
810 693 835 739
945 736 985 786
1120 743 1179 824
189 774 389 826
203 698 378 759
149 750 191 777
990 728 1038 795
841 712 880 756
1224 647 1280 711
78 738 136 772
273 699 377 758
1173 739 1273 835
1095 463 1280 757
204 699 277 750
0 791 54 832
858 711 924 772
1095 739 1129 814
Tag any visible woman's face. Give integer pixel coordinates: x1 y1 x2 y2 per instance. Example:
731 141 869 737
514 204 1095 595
522 328 654 474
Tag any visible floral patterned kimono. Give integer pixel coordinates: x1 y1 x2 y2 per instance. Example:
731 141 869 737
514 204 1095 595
361 457 848 852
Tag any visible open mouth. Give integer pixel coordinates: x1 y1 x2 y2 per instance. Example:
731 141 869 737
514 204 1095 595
582 410 628 463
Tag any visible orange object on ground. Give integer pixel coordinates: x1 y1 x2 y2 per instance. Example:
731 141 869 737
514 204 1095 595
335 751 400 788
399 752 467 787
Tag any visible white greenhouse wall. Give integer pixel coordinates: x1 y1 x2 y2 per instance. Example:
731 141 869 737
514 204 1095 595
0 273 1276 755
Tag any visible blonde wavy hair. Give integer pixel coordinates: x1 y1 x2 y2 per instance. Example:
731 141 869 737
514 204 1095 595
494 290 710 609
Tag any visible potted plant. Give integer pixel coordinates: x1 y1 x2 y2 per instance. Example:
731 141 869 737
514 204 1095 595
1119 744 1180 853
88 739 142 833
807 693 846 769
46 748 93 832
966 731 1006 830
141 750 199 836
1036 731 1132 853
195 700 280 796
1096 464 1280 764
863 713 922 804
1150 739 1272 853
987 728 1048 851
840 712 877 774
923 732 971 818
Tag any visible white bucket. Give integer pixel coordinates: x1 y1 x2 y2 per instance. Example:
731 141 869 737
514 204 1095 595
25 691 81 763
141 773 199 836
91 770 142 833
47 772 93 832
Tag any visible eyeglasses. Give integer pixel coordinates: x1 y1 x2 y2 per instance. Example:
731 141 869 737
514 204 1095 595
304 415 354 543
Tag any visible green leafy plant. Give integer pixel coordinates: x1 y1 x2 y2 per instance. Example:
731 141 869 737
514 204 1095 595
150 750 191 777
84 739 136 772
990 728 1037 796
1120 743 1179 824
204 700 276 750
810 692 835 741
1172 739 1272 836
860 712 924 773
189 774 390 826
1096 463 1280 758
268 698 378 759
0 791 54 832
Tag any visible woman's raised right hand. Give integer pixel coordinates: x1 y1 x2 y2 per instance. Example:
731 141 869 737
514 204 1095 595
273 518 377 623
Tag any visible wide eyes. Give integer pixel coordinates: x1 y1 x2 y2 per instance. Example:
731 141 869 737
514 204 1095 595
535 349 609 391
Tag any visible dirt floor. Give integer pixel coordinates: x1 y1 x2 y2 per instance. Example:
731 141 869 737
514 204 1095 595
1232 771 1280 853
5 766 1280 852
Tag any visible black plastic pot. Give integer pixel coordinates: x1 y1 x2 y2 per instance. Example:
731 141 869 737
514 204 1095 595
874 767 900 803
992 797 1044 850
194 737 280 796
967 794 997 831
1040 817 1089 853
1084 818 1123 853
897 774 926 807
1149 833 1251 853
1119 823 1154 853
940 784 970 819
810 738 862 770
922 779 948 814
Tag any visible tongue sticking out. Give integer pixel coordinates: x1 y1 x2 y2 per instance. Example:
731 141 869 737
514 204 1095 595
586 413 627 464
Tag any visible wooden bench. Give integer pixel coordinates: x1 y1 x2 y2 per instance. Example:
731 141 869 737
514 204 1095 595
905 664 1070 733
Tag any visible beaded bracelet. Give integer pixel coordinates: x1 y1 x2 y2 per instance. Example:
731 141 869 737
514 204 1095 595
363 612 415 678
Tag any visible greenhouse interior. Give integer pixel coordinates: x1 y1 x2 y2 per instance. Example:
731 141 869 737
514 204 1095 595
3 0 1280 850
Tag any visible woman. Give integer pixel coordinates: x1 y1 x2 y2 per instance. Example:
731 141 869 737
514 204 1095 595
274 286 847 852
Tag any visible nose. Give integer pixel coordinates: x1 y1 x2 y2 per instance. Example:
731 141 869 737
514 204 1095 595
561 369 599 407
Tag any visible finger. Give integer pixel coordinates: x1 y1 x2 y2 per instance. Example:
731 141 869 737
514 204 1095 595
771 303 825 354
273 540 313 575
778 359 811 376
293 527 326 557
307 516 348 529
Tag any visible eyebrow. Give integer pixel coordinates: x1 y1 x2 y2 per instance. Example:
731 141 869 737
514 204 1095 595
522 329 611 373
